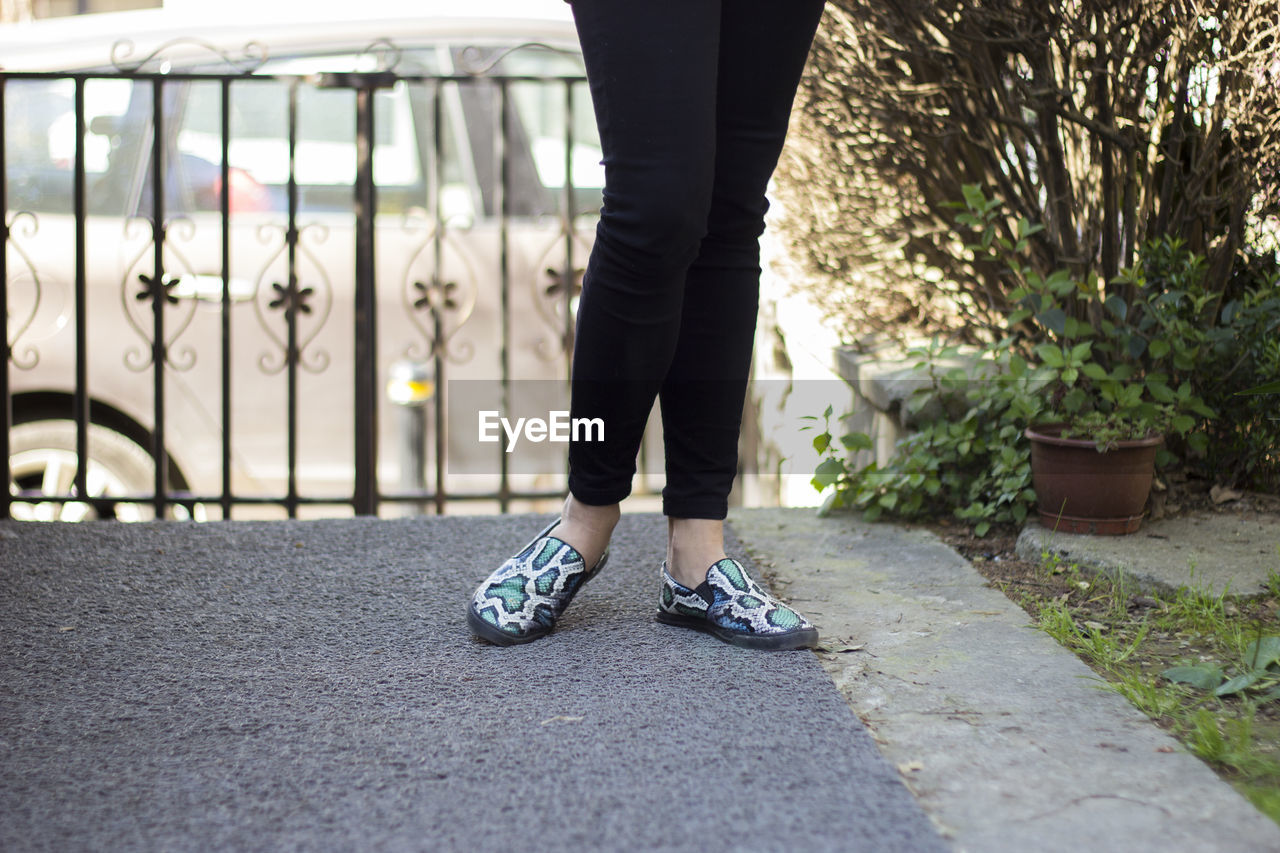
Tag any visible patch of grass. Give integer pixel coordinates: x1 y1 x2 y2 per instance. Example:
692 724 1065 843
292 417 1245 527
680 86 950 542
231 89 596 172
1242 783 1280 826
1184 708 1280 780
1267 568 1280 603
1159 577 1232 636
1034 596 1151 675
1107 671 1188 719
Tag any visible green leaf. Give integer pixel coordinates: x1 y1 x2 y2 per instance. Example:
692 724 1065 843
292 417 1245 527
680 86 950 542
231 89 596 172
974 520 991 537
812 432 832 454
1069 341 1093 362
961 184 991 214
812 457 845 490
1110 364 1136 381
1171 414 1195 434
1147 381 1176 403
841 432 874 452
1148 339 1171 359
1237 379 1280 395
1035 344 1066 368
1038 307 1067 336
1017 218 1043 239
1081 363 1108 380
1162 665 1225 690
1214 670 1265 697
1046 269 1075 296
1104 294 1128 321
1244 637 1280 671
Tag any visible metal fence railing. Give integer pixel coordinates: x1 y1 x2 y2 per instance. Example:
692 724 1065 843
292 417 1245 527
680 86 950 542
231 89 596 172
2 46 658 520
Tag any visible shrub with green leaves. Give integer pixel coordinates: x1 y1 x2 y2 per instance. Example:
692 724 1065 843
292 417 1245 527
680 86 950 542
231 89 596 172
805 337 1042 536
805 187 1278 533
1148 243 1280 491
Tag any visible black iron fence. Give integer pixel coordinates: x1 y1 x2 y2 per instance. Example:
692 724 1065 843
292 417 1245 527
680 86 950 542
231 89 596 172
1 43 656 520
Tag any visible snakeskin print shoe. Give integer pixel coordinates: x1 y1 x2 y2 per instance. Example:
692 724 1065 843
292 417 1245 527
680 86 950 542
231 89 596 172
466 518 609 646
656 558 819 650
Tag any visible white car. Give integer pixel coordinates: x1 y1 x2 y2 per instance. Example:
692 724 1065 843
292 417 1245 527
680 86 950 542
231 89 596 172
2 0 625 520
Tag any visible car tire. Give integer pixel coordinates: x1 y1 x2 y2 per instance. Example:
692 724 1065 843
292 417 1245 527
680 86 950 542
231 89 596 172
8 419 182 521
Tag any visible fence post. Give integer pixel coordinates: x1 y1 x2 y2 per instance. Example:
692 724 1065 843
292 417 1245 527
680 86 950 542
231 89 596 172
319 71 396 516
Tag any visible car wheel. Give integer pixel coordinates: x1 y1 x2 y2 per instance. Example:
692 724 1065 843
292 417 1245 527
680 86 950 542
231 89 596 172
8 419 189 521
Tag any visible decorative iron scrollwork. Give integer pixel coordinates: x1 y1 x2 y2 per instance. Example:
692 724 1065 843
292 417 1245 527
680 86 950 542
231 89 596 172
251 222 333 375
135 272 181 306
530 227 592 362
4 211 43 371
401 222 478 364
267 281 316 317
412 277 459 313
455 43 582 77
120 216 200 373
355 39 402 73
110 38 268 74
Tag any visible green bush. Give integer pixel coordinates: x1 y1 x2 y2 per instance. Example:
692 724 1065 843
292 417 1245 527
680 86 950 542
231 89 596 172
1165 246 1280 491
805 337 1041 536
808 189 1279 532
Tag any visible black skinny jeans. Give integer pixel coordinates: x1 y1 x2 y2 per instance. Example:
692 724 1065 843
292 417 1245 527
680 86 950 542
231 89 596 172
566 0 826 519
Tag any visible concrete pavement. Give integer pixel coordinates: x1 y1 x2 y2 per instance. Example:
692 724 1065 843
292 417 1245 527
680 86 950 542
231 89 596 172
1017 510 1280 598
0 513 942 853
733 508 1280 852
3 509 1279 851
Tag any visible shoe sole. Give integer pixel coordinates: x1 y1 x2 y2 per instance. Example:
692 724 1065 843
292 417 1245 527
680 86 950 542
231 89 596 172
466 606 549 646
655 611 819 651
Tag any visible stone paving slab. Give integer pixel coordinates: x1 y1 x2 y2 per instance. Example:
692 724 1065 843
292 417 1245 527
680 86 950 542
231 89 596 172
730 508 1280 853
1016 511 1280 597
0 514 943 853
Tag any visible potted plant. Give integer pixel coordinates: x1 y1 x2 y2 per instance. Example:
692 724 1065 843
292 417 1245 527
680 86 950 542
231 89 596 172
959 190 1215 534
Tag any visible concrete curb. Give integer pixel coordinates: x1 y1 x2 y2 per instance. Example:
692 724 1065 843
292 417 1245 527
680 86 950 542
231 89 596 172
1016 515 1280 598
728 508 1280 853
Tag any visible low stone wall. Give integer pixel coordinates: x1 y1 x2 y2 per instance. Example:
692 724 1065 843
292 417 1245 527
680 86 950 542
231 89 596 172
834 344 990 469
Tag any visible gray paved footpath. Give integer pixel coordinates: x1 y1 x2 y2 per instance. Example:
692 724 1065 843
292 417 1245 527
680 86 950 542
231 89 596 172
0 514 944 853
734 508 1280 853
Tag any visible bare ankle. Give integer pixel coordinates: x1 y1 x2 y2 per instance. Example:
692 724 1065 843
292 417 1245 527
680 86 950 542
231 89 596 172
552 495 619 567
666 518 726 588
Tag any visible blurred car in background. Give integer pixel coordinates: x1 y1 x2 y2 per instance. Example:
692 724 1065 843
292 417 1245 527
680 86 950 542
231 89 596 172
3 0 610 518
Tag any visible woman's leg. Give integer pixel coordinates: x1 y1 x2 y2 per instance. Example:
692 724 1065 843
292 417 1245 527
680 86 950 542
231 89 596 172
564 0 723 519
661 0 826 585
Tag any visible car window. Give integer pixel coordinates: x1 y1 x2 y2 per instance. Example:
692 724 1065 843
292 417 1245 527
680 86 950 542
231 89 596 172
4 77 135 215
4 43 599 221
175 71 428 215
449 44 602 220
500 49 603 199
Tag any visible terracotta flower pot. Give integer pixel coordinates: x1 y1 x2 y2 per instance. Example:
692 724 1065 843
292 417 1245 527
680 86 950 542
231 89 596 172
1025 424 1163 535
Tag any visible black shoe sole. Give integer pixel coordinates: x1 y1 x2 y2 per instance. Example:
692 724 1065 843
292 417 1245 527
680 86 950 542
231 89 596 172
466 606 549 646
655 611 819 651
